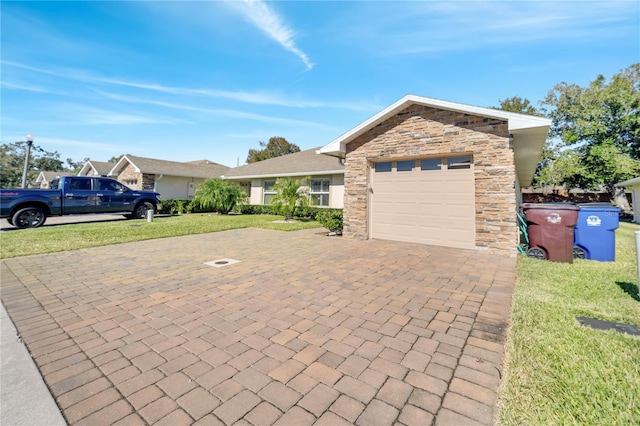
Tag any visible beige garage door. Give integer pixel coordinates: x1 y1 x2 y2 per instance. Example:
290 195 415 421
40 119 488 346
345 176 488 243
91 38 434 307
370 156 475 249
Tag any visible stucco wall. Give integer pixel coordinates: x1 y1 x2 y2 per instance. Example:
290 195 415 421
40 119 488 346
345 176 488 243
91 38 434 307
344 104 517 254
245 176 345 208
155 176 207 199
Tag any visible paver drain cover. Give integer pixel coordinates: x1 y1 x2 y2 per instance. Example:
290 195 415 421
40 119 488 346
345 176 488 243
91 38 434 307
204 258 240 268
576 317 640 336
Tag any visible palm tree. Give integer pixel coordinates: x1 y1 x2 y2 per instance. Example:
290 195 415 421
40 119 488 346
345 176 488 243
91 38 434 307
270 177 309 220
192 178 246 214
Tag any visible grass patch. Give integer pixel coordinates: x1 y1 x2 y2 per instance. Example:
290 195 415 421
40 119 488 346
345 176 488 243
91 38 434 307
496 221 640 425
0 214 321 259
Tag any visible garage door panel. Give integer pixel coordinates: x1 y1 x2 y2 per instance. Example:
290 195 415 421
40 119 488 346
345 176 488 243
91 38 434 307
371 158 475 249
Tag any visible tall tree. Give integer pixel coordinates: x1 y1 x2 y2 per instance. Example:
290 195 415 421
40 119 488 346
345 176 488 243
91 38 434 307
246 137 300 164
66 157 90 173
0 141 65 188
495 96 544 116
536 64 640 199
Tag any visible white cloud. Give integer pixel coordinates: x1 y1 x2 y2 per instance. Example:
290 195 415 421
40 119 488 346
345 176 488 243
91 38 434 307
230 0 314 70
2 61 379 111
335 1 638 56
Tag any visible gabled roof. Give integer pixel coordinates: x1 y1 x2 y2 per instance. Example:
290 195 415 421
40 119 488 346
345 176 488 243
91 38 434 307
77 160 113 176
110 154 229 179
318 94 552 187
35 171 70 182
223 147 344 180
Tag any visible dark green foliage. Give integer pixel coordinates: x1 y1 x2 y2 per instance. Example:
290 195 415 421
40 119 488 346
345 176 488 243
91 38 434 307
246 137 301 163
270 177 309 220
1 141 65 188
191 178 247 214
233 204 278 215
538 63 640 192
494 96 544 116
316 209 343 233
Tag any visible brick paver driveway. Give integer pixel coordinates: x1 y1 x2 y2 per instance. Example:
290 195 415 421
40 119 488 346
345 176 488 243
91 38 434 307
1 228 516 425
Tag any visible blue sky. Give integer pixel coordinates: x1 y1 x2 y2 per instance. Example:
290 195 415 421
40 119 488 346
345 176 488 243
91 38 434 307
1 1 638 168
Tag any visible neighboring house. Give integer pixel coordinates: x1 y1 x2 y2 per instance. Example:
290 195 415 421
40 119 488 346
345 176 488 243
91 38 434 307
34 171 70 188
107 155 229 199
222 147 345 208
616 177 640 223
77 160 114 177
318 94 551 254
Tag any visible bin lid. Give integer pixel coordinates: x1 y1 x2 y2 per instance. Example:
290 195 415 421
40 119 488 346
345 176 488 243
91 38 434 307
521 202 580 211
577 202 621 211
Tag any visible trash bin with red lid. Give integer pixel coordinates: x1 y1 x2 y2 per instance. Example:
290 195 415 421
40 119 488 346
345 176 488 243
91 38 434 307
521 203 581 263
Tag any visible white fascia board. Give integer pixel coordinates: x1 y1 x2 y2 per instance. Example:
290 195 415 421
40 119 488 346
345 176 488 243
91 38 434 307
77 163 92 176
109 155 137 176
223 170 344 180
616 177 640 187
318 94 552 156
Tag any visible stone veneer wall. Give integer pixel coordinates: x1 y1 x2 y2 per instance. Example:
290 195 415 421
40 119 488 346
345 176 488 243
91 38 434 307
344 104 517 254
116 163 142 190
142 174 155 191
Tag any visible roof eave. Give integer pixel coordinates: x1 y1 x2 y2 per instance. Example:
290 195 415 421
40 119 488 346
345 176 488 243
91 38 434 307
616 177 640 187
224 170 344 180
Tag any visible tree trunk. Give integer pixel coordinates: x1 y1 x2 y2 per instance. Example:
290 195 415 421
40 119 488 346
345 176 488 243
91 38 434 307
611 186 631 212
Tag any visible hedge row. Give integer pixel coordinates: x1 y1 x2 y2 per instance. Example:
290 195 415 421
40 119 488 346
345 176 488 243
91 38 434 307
157 199 342 222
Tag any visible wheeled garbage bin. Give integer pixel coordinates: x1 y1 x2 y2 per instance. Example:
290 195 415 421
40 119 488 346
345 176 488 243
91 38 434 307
573 203 621 262
521 203 580 263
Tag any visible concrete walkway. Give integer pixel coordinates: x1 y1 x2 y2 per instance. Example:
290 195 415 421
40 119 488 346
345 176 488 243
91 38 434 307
1 228 516 425
1 303 66 425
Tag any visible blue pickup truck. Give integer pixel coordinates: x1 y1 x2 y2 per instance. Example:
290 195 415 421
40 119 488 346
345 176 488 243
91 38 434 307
0 176 161 228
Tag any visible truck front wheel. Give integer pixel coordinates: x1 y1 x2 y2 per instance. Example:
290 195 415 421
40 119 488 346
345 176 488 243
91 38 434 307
129 201 155 219
12 207 47 229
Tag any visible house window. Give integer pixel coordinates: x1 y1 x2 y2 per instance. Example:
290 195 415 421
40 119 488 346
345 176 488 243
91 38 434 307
123 179 137 187
263 180 276 204
375 162 392 172
421 158 442 171
447 156 472 169
310 179 330 207
397 160 415 172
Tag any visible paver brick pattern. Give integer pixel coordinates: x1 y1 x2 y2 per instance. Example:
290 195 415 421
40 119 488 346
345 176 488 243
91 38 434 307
1 227 515 425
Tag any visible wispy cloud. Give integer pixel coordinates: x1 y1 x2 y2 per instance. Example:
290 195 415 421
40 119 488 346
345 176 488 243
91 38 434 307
36 137 129 154
337 1 637 56
93 90 325 127
230 0 314 70
0 81 51 94
2 60 377 111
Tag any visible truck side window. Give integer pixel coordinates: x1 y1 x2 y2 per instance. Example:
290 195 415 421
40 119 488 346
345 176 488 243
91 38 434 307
70 179 91 190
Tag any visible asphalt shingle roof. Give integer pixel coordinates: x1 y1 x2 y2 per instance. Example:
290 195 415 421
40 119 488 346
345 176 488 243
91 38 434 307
120 154 230 179
223 147 344 179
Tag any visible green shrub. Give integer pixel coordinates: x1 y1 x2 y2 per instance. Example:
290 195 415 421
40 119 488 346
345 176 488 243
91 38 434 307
192 178 247 214
316 209 343 233
234 204 277 215
270 177 310 220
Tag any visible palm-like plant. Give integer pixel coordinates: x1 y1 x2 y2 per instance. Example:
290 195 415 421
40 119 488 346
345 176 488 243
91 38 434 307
192 178 247 214
270 177 309 220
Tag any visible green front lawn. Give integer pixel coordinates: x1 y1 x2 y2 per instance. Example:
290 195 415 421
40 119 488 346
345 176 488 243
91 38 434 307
497 221 640 425
0 214 321 259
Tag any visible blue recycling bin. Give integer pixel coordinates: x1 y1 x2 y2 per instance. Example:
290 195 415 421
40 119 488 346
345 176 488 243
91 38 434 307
573 203 621 261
